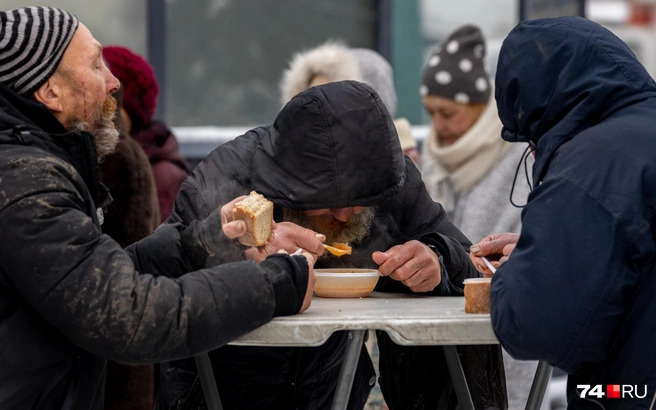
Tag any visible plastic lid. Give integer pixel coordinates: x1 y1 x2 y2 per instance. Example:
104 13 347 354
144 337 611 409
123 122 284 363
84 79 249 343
463 277 492 284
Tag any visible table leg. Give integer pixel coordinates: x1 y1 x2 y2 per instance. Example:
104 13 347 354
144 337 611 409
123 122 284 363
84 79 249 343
331 330 366 410
524 360 553 410
194 353 223 410
443 345 475 410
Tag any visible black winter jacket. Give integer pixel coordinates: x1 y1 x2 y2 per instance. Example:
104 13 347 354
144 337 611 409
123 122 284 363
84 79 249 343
161 81 505 410
0 83 306 410
170 81 477 292
492 17 656 409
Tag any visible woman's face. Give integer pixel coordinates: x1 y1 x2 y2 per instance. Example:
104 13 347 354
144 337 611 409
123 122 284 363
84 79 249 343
423 95 486 147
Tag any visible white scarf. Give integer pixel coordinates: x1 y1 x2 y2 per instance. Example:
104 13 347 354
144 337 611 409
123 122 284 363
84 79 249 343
419 87 511 213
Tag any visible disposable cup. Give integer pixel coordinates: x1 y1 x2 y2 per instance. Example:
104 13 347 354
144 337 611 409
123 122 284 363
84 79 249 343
464 277 492 314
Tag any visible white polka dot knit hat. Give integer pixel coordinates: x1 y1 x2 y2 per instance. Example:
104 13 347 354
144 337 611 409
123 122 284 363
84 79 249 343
420 25 491 104
0 7 79 96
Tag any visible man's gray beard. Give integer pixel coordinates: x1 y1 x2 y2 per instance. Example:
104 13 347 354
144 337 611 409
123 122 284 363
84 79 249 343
282 206 376 258
67 107 119 163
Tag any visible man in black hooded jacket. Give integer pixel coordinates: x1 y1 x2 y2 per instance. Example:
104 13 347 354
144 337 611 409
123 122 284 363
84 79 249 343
0 7 314 410
161 80 507 409
470 17 656 409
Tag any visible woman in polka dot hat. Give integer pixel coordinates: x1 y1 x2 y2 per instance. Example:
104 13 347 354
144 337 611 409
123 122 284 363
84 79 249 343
419 25 540 410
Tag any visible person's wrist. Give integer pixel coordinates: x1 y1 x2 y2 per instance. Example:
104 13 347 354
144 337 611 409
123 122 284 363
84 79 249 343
262 254 308 316
426 243 451 295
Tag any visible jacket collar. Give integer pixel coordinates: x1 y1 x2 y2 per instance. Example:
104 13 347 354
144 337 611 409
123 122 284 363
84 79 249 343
0 83 111 208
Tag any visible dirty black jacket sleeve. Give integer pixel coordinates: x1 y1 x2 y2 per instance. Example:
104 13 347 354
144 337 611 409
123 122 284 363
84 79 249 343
0 154 297 365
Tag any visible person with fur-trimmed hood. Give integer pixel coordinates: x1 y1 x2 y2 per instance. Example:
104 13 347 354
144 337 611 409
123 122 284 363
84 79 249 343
280 41 419 163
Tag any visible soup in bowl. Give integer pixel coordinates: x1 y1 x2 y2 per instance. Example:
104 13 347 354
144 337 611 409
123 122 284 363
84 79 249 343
313 269 380 298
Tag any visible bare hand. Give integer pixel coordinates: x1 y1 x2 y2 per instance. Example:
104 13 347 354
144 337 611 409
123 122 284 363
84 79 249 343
469 232 519 276
498 243 516 266
372 240 441 293
245 222 325 262
220 196 248 239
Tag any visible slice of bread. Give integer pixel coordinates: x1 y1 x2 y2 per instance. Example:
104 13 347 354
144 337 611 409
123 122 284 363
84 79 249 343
233 191 274 247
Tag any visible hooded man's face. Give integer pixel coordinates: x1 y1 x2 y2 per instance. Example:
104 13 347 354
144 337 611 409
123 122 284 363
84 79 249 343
46 23 121 161
282 206 376 256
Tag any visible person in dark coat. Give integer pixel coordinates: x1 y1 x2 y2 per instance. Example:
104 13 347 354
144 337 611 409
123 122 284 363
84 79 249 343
0 7 315 410
160 80 506 410
470 16 656 409
100 83 160 248
102 45 190 222
99 84 160 410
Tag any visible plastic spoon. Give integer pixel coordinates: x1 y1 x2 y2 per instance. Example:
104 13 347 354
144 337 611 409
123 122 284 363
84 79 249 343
323 243 352 257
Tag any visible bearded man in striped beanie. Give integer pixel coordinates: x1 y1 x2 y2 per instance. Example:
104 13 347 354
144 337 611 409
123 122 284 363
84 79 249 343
0 6 120 160
0 6 318 410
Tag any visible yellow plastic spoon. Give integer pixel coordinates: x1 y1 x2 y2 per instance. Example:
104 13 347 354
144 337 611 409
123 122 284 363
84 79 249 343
323 242 352 257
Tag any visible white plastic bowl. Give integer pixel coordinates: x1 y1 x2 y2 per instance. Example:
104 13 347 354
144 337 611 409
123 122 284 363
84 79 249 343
313 269 380 298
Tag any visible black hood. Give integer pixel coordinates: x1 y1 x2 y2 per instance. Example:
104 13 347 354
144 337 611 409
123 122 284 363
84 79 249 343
495 16 656 183
251 80 405 210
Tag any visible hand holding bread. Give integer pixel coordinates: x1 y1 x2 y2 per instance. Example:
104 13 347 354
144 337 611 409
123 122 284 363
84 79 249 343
232 192 274 246
180 195 264 269
224 194 315 312
226 192 326 264
220 195 249 239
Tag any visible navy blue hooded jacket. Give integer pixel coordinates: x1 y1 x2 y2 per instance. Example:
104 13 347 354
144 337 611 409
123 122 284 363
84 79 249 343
492 17 656 408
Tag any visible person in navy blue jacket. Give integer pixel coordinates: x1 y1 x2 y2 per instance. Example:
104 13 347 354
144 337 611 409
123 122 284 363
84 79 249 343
470 16 656 409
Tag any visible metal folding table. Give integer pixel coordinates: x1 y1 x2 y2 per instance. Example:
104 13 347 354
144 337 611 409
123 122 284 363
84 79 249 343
199 292 552 410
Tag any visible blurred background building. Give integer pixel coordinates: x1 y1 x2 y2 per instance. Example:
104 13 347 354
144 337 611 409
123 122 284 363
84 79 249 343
2 0 652 168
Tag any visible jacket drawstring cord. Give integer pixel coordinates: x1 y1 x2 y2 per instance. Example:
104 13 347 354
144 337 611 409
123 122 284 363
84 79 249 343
509 144 534 208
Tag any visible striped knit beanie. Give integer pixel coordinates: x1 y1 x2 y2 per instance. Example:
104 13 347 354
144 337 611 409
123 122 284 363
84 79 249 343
0 7 79 96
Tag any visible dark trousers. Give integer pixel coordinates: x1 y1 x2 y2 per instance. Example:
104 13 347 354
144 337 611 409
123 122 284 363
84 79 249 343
156 331 374 410
377 331 508 410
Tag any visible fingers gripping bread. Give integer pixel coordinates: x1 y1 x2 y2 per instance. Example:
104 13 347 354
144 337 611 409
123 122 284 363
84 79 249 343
233 191 274 247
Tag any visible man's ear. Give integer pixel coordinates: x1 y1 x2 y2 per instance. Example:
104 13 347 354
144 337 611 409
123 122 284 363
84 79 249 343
33 76 64 113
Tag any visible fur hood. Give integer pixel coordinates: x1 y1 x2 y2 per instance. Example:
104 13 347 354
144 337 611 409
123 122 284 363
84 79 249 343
280 42 360 106
280 41 397 117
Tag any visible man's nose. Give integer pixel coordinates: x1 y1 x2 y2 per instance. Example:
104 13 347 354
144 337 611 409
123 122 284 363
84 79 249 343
105 69 120 96
331 208 352 222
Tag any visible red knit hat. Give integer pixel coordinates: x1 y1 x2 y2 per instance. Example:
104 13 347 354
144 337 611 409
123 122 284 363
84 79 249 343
103 45 159 130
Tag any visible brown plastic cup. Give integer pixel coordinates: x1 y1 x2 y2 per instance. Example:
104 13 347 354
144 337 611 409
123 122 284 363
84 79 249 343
464 278 492 314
